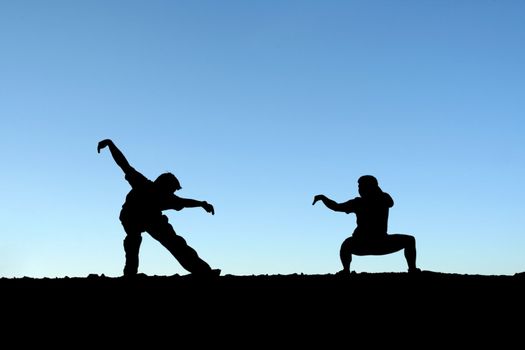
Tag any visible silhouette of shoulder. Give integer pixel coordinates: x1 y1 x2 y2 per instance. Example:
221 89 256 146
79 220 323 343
382 192 394 207
341 197 361 214
125 167 150 189
162 194 185 211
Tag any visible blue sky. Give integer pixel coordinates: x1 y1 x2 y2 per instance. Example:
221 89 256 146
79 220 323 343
1 0 524 278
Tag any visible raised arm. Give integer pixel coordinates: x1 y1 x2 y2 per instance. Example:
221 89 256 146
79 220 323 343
97 139 133 175
312 194 351 213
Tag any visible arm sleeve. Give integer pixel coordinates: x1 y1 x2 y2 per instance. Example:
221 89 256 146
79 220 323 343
124 167 149 189
341 198 358 214
164 194 185 211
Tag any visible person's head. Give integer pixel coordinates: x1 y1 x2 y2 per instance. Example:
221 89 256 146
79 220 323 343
154 172 181 193
358 175 380 198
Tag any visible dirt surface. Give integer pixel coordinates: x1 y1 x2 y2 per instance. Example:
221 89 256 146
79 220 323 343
3 271 524 344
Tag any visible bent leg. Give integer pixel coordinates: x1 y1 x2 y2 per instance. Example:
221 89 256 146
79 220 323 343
340 237 354 273
361 234 417 271
382 234 417 271
147 216 213 274
349 234 418 272
401 235 418 272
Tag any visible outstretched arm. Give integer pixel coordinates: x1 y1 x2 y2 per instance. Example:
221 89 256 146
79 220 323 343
312 194 350 213
177 198 215 215
97 139 133 175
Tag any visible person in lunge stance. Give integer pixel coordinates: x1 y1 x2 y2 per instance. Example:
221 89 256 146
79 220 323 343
312 175 420 275
98 139 220 277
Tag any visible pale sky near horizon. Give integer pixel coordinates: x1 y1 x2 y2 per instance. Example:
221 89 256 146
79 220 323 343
1 0 524 278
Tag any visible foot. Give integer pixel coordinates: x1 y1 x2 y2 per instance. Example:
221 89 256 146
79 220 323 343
408 267 421 273
193 268 221 278
335 269 354 277
121 272 147 279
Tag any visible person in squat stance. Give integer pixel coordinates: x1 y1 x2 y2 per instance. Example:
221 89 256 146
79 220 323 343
313 175 420 275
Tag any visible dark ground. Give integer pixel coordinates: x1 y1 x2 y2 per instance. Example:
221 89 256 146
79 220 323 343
3 271 524 344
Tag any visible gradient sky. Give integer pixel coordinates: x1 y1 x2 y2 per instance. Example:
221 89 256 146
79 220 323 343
1 0 524 278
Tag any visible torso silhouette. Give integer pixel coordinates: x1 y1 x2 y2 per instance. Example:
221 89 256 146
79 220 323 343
120 168 183 225
342 192 393 239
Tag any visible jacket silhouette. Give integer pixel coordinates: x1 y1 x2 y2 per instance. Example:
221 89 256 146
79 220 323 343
98 139 220 277
313 175 420 274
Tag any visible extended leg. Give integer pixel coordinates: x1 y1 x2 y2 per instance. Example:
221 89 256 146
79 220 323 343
148 216 215 275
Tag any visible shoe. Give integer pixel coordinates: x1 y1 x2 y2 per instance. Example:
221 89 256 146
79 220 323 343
193 268 221 278
408 267 421 273
335 269 353 277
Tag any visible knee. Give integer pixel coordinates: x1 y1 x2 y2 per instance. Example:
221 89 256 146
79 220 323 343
406 235 416 247
340 237 354 252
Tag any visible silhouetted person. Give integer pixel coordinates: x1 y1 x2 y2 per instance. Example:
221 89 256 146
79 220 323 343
98 139 220 277
313 175 420 275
